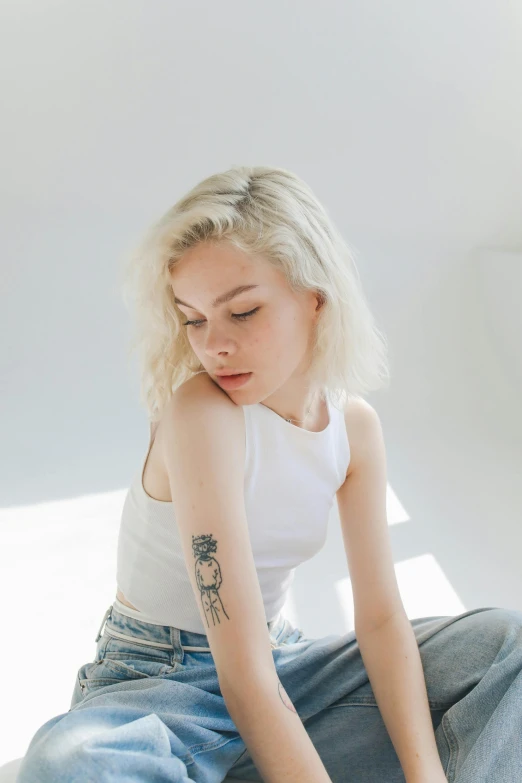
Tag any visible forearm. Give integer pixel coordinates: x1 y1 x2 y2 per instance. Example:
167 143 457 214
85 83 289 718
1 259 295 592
222 668 332 783
356 611 447 782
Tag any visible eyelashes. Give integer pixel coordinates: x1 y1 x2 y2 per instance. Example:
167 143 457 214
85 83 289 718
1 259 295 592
182 307 260 329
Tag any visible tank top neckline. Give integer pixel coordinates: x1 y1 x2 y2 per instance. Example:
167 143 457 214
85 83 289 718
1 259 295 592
252 394 332 436
137 395 333 505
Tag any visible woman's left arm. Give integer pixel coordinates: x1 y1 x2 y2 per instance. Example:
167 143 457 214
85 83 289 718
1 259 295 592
337 399 447 782
356 611 447 782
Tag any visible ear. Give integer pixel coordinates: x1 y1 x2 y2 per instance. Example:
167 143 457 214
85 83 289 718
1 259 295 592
315 291 326 312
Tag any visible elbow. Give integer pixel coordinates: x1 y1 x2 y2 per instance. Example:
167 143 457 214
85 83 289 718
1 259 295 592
219 660 279 704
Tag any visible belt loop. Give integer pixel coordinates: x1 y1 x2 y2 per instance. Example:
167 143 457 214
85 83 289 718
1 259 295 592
170 626 184 664
95 605 113 643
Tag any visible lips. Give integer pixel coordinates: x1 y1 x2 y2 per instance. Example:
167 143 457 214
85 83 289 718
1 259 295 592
215 371 249 377
215 371 253 389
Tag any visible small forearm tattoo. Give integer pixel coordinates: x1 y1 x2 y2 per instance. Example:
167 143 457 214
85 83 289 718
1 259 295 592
277 679 298 713
192 534 230 627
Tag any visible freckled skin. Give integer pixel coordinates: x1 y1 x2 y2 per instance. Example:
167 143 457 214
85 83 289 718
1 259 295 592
169 240 325 422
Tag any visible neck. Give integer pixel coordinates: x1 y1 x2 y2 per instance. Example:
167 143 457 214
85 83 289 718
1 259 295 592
264 386 324 426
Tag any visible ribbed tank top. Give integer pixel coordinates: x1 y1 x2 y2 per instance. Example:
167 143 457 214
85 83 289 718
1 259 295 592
116 395 351 634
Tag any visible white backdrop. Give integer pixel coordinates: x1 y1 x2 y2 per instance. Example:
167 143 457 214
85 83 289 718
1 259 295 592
1 0 521 766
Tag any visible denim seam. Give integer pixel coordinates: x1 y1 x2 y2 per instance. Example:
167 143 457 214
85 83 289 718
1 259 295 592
95 636 110 661
80 677 122 688
104 626 174 651
79 656 185 690
441 710 458 779
187 732 243 761
229 746 249 768
324 696 456 709
104 648 171 665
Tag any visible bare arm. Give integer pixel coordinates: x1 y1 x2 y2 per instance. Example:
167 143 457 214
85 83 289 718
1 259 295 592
162 373 332 783
337 399 446 781
223 669 332 783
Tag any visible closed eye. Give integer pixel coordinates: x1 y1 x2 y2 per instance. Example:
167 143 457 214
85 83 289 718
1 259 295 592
182 307 260 328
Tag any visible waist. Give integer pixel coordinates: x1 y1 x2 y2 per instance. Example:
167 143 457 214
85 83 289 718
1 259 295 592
98 597 285 652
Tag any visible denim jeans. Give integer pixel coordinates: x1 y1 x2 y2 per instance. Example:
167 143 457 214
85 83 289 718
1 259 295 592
16 601 522 782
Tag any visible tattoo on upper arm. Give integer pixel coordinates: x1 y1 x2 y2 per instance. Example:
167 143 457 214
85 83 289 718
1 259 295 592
192 535 297 714
192 534 231 627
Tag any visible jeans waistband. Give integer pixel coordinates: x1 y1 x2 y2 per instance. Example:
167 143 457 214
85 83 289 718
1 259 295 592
95 599 287 654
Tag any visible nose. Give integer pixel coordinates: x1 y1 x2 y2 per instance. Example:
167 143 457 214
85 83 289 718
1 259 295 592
203 322 236 358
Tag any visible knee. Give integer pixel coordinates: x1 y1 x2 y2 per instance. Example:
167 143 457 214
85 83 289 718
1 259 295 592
481 607 522 645
487 606 522 627
16 713 101 783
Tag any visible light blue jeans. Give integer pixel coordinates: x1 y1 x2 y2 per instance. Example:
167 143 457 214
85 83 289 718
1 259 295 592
16 601 522 782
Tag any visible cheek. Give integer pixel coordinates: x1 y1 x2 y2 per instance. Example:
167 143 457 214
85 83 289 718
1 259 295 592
248 319 279 350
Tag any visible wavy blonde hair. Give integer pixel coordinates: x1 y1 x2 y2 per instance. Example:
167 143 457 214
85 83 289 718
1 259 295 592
120 165 390 423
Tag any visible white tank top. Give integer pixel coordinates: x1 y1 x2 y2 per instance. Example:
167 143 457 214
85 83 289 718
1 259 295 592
116 395 351 633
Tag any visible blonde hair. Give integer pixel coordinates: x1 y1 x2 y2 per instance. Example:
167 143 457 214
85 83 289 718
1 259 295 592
120 165 390 423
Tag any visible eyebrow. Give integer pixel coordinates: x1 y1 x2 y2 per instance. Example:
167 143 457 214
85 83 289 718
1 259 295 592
173 284 260 310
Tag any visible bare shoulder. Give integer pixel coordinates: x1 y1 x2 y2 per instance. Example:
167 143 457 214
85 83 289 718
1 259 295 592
159 372 245 445
173 371 241 411
342 397 381 479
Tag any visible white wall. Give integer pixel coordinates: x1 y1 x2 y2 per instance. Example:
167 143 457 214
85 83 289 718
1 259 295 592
1 0 521 765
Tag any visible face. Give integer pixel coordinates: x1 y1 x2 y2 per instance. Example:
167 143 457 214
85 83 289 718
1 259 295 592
169 240 323 404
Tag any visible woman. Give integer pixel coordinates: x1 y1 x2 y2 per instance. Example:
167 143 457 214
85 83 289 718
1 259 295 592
18 166 522 782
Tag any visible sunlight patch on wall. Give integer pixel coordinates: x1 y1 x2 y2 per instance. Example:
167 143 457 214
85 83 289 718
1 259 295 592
335 553 466 632
386 483 411 526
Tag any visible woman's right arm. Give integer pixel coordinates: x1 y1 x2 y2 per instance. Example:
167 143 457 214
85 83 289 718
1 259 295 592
161 373 332 783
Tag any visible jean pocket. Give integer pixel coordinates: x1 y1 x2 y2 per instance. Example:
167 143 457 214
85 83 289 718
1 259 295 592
77 633 180 697
274 620 307 646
